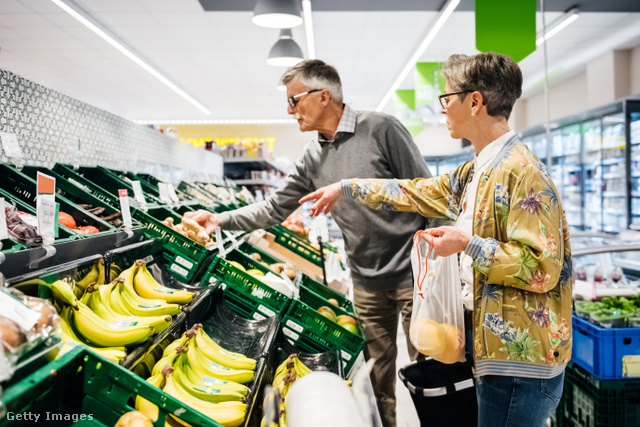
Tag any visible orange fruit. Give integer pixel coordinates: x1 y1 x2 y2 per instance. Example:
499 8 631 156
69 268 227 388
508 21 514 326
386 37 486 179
436 324 465 364
410 318 447 356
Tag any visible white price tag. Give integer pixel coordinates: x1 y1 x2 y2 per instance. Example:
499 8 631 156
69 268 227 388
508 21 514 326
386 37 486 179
36 172 56 244
158 183 172 204
309 216 329 244
130 180 147 206
215 226 226 258
167 184 181 204
0 290 42 332
0 198 8 240
0 132 23 160
118 189 133 229
255 190 264 202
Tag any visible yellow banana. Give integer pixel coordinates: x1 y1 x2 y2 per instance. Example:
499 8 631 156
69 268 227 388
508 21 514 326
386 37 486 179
152 346 187 377
171 356 246 403
163 373 247 427
111 263 122 276
135 370 167 422
117 262 139 287
112 280 182 317
76 264 99 289
293 356 311 377
97 259 106 285
174 351 249 397
185 340 254 384
71 302 154 347
194 328 256 371
134 260 194 304
51 280 79 308
88 283 172 334
163 334 190 357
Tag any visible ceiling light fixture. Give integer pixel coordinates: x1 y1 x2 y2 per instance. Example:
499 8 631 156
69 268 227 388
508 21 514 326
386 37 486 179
267 29 304 67
50 0 210 115
253 0 303 29
536 7 580 46
374 0 460 112
302 0 315 59
134 119 298 125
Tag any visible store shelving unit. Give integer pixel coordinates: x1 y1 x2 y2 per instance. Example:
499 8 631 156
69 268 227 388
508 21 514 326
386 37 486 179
521 99 640 233
223 157 287 192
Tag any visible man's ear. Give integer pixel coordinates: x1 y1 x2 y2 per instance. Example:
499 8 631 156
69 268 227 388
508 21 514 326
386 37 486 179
320 89 332 106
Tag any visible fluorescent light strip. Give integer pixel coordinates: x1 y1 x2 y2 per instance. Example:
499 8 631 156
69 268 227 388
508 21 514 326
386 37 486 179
50 0 211 115
536 8 580 46
375 0 460 112
302 0 315 59
135 119 298 125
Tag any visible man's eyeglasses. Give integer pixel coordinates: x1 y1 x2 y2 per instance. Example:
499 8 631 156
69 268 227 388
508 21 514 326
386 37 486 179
287 89 322 108
438 91 472 109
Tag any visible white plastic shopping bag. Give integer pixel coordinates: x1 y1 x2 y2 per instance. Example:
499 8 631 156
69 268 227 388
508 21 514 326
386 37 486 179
409 230 465 364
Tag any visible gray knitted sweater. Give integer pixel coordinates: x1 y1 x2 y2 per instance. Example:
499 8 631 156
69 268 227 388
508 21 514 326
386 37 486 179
219 107 433 291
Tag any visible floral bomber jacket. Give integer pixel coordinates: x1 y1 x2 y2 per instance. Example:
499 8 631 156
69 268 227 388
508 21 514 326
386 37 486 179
342 135 572 379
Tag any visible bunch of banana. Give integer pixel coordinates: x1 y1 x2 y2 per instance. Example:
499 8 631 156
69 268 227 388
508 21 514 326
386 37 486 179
136 366 247 427
129 260 194 305
73 260 120 298
136 325 256 426
51 279 155 348
266 354 311 427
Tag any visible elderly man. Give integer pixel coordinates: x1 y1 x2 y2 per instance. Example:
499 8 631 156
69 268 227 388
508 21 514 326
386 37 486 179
186 59 437 427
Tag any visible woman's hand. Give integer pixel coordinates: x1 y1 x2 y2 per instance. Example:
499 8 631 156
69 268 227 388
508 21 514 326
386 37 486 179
299 182 342 217
183 210 220 235
425 226 472 257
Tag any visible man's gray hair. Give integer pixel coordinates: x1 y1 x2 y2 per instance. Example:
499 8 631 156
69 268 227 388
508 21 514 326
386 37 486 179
282 59 343 104
442 52 522 120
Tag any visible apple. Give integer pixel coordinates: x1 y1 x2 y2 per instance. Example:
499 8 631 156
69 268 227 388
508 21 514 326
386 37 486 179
340 322 358 335
336 315 356 326
228 261 246 272
317 306 337 323
327 298 339 306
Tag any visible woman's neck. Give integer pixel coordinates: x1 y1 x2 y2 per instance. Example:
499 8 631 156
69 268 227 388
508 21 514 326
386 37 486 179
471 117 511 155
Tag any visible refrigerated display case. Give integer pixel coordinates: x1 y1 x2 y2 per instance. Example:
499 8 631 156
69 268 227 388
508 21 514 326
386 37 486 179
424 147 475 176
521 99 640 233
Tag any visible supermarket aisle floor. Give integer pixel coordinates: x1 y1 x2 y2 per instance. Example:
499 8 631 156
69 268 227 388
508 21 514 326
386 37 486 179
395 321 420 426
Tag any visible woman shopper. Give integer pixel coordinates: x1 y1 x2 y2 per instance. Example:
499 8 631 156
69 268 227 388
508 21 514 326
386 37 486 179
300 52 572 427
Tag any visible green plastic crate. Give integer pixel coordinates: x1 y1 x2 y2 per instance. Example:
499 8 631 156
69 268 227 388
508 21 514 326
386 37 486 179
20 165 144 233
0 164 117 238
236 241 282 266
133 206 217 283
0 346 226 427
281 298 364 375
53 164 162 207
299 275 355 314
554 362 640 427
1 237 25 254
206 254 291 318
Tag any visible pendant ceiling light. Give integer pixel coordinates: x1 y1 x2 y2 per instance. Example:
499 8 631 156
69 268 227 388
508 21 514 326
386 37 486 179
267 29 304 67
253 0 303 29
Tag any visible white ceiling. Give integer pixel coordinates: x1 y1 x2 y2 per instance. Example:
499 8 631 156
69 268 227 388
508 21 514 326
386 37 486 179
0 0 639 122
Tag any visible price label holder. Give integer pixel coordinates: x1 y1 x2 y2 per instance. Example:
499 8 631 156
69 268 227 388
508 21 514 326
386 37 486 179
158 183 172 204
130 180 147 211
309 216 329 245
116 189 135 242
167 183 181 204
30 172 57 268
0 132 24 169
223 230 238 247
215 226 226 258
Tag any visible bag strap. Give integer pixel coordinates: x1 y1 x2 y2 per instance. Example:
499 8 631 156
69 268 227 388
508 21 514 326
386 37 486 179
413 231 433 299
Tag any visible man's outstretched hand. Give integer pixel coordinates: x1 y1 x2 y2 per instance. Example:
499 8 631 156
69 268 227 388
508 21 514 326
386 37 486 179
299 182 342 217
183 210 220 235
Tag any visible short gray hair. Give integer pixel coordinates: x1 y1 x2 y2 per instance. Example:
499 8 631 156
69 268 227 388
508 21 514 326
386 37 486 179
442 52 522 120
282 59 343 104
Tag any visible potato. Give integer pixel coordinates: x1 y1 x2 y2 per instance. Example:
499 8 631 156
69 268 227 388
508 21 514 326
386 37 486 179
24 296 56 332
0 316 27 354
115 411 153 427
250 252 262 262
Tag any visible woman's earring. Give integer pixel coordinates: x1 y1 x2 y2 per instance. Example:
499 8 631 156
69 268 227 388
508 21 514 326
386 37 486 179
471 112 475 117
